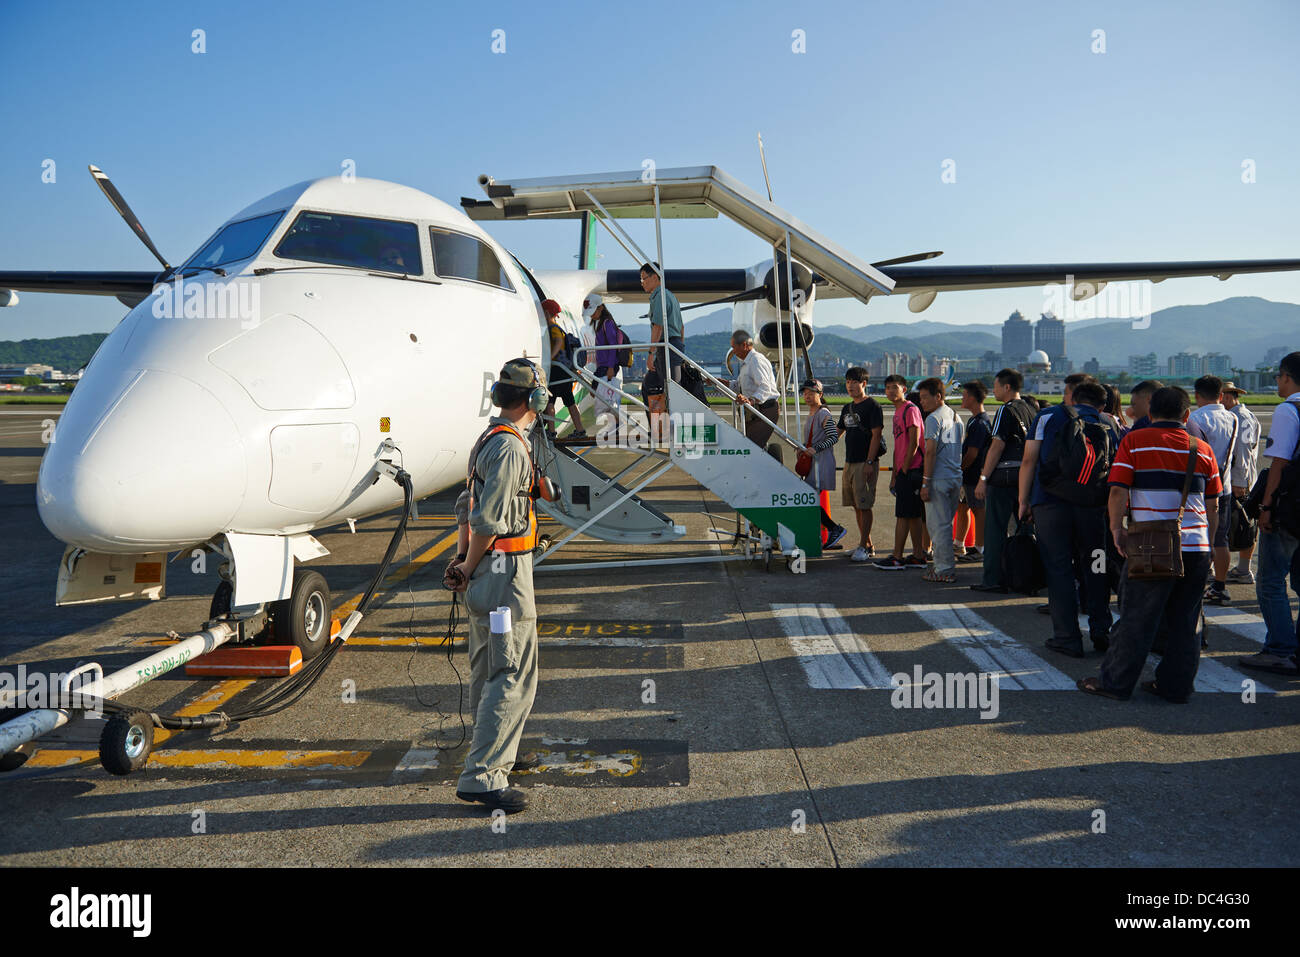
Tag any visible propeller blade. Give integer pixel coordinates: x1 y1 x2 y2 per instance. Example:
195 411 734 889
88 165 172 271
871 250 944 268
757 133 774 203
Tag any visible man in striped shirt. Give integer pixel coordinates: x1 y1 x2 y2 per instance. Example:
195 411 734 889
1078 387 1221 703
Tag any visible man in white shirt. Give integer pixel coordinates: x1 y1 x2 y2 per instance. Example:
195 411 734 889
1187 375 1239 604
1222 382 1261 582
729 330 780 448
1240 353 1300 676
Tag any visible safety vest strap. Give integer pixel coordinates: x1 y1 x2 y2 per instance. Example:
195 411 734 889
471 423 537 553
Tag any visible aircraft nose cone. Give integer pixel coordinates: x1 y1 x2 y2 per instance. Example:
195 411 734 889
38 371 247 551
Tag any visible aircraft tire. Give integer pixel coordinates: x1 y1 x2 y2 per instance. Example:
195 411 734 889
99 710 154 776
272 569 331 661
209 580 233 620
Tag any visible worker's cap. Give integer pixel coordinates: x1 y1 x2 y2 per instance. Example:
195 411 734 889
582 293 603 319
799 378 823 394
541 299 562 318
1222 381 1247 395
496 357 546 391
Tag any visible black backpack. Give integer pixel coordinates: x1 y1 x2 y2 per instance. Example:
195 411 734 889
1040 406 1112 506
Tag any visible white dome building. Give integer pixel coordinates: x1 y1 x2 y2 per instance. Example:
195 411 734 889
1026 349 1051 372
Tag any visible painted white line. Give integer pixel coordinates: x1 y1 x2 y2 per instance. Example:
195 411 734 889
771 602 894 690
393 747 442 773
1203 607 1266 644
910 603 1075 691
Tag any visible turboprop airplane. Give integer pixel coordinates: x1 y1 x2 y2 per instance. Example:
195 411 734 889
2 163 1298 664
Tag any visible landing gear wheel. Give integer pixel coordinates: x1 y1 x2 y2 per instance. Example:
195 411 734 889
209 580 233 620
270 569 331 661
763 545 772 573
99 710 154 776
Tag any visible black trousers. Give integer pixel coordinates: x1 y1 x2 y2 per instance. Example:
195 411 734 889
1098 552 1211 700
1033 501 1111 647
744 399 779 448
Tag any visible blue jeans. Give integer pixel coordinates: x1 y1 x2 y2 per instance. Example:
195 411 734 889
1099 551 1211 699
1033 500 1111 647
1256 527 1299 658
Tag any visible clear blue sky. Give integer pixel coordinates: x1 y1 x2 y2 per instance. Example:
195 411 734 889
2 0 1297 342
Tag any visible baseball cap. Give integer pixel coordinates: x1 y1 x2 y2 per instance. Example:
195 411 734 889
582 293 603 319
799 378 823 394
496 357 546 391
541 299 562 318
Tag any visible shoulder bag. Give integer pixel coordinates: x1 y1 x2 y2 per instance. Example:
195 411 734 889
1125 437 1199 580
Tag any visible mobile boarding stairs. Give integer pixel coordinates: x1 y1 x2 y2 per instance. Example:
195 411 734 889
532 341 822 574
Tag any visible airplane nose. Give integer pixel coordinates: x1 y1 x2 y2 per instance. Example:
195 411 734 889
38 371 247 551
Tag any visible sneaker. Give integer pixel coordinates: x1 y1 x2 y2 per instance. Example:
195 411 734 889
1238 652 1299 675
1226 566 1255 584
1204 583 1230 606
850 546 870 563
456 787 530 813
904 554 928 568
873 555 907 570
825 525 848 550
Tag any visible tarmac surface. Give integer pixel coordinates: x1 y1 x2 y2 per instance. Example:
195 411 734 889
0 402 1296 867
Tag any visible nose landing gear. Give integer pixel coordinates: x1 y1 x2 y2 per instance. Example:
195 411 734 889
208 569 332 661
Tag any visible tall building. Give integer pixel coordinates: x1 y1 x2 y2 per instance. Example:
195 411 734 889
1168 352 1202 378
1129 353 1159 376
1034 312 1066 364
1202 353 1232 376
1265 345 1291 366
1001 310 1033 365
1083 357 1101 376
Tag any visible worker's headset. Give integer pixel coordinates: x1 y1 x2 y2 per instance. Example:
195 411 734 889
490 358 549 414
489 358 559 503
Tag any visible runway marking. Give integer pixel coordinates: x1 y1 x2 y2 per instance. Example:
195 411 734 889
332 528 457 620
1203 606 1267 644
24 747 372 770
772 602 893 690
910 603 1075 691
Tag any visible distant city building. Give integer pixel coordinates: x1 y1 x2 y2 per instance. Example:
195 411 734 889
1202 352 1232 376
1083 357 1101 376
1034 312 1066 362
1023 349 1051 374
1264 346 1291 366
1001 310 1033 365
0 363 54 380
1052 356 1073 373
1168 352 1202 379
1129 353 1159 376
981 350 1002 372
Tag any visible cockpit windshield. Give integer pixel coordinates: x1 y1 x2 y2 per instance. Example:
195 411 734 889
185 211 285 271
274 211 422 275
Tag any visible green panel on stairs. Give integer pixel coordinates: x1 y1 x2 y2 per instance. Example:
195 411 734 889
737 505 823 558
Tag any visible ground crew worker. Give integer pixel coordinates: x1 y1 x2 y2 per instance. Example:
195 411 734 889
444 358 549 814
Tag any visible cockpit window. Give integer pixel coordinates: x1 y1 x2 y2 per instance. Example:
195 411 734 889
274 211 423 275
186 211 284 270
429 227 515 291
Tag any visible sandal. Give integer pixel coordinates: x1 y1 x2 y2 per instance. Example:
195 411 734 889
1076 677 1127 700
922 568 956 583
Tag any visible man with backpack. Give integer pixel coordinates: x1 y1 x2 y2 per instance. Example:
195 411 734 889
1222 383 1261 583
1017 378 1117 656
1240 352 1300 676
971 369 1035 592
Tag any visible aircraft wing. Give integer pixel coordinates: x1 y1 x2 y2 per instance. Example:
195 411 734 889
813 258 1300 302
0 270 160 307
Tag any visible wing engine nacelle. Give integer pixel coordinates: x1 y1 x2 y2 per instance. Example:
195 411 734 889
732 255 816 367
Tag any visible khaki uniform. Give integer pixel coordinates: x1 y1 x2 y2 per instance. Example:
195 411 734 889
458 416 540 794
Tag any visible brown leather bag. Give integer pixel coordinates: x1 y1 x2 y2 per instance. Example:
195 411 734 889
1125 437 1200 580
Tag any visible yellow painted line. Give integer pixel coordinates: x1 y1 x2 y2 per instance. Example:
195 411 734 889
153 678 254 746
347 636 463 646
25 748 371 770
333 531 457 620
